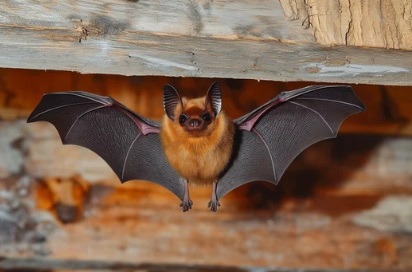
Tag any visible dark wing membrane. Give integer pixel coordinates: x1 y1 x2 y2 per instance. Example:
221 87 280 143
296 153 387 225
217 85 364 198
27 91 184 200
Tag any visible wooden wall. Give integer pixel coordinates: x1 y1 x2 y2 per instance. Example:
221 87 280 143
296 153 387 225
0 68 411 270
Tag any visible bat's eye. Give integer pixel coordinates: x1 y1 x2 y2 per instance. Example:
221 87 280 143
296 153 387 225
179 114 188 124
201 112 211 122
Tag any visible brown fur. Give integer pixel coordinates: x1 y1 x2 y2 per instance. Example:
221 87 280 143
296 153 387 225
160 96 235 185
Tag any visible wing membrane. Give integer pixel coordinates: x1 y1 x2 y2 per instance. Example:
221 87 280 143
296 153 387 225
28 91 184 200
217 85 364 198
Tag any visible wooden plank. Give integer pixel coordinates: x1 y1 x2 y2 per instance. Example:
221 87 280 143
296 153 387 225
0 1 314 42
7 182 411 270
279 0 412 50
0 1 411 85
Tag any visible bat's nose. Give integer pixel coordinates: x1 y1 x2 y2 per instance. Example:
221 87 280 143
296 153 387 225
189 119 201 127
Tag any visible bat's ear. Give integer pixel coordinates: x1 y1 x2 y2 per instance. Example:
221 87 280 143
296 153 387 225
205 81 222 117
163 84 183 121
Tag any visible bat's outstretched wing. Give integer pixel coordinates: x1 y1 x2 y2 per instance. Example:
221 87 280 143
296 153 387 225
217 85 365 199
27 91 184 200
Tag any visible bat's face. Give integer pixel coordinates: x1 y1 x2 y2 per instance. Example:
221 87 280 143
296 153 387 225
176 97 215 136
163 82 222 137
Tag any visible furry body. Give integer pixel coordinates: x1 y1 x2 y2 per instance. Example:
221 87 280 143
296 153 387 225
160 97 235 185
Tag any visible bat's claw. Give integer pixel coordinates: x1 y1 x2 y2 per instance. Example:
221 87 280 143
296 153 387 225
180 199 193 212
208 200 220 212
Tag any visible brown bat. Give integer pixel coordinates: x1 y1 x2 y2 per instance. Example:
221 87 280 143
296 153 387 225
160 84 234 211
27 82 365 212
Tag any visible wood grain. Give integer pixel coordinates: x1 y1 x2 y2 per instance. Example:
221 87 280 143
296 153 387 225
280 0 412 50
0 1 411 85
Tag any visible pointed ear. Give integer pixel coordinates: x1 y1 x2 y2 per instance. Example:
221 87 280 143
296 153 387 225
163 84 182 121
205 81 222 116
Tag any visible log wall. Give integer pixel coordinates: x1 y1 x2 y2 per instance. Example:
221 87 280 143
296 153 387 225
0 69 411 270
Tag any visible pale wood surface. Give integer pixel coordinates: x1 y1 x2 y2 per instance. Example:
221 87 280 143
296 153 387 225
280 0 412 50
0 1 411 85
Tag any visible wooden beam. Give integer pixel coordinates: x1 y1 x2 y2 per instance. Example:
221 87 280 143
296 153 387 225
279 0 412 50
0 1 411 85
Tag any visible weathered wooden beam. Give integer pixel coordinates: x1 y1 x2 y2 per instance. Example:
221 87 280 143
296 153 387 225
0 1 411 85
279 0 412 50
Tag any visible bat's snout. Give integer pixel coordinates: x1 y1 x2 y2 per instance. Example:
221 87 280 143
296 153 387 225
184 118 208 134
188 119 202 128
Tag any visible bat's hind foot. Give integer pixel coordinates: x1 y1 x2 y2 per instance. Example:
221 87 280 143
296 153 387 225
208 180 220 212
208 199 220 212
180 198 193 212
179 177 192 212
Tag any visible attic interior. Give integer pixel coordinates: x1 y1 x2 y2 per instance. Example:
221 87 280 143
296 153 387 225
1 0 412 271
0 68 411 271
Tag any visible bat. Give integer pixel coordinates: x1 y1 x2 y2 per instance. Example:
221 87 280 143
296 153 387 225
27 83 365 212
161 84 235 211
